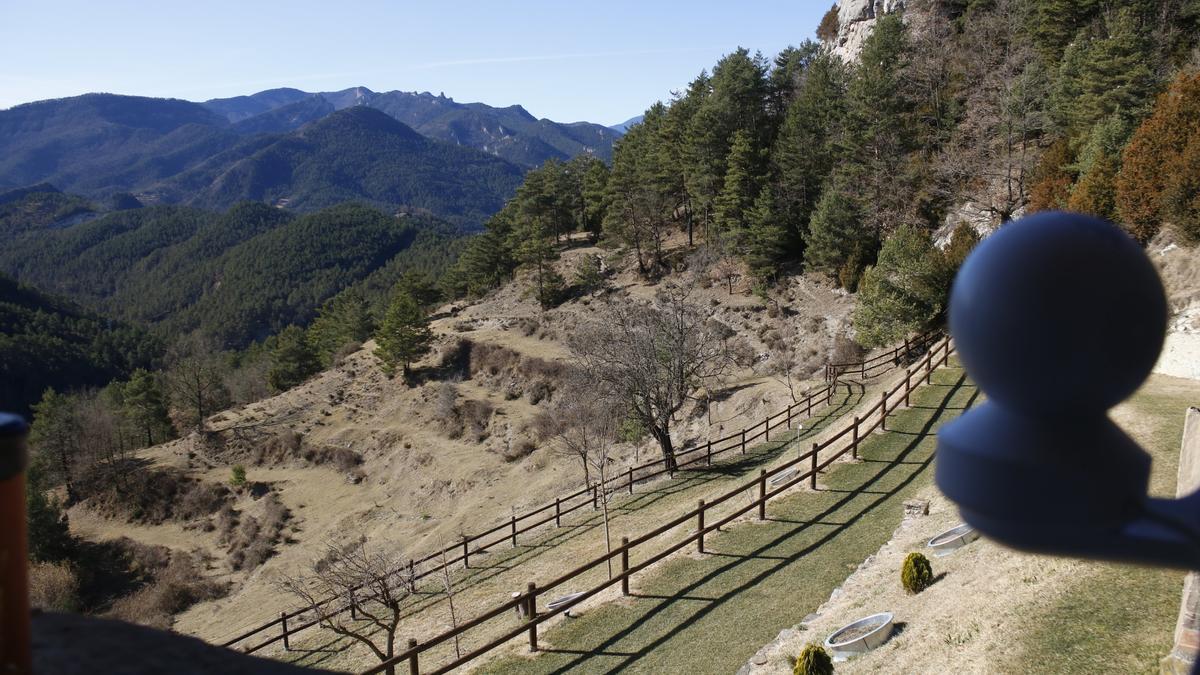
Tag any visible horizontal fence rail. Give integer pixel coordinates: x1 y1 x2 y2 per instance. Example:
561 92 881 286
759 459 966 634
219 331 943 656
360 336 957 675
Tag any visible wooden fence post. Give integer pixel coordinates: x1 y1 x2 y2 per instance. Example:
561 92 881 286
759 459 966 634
280 611 290 651
904 371 912 407
511 515 518 547
462 537 469 569
592 484 598 510
741 429 746 454
526 582 538 652
807 393 813 418
860 360 865 378
810 443 818 490
706 441 712 466
758 469 767 520
408 559 415 588
852 416 859 460
554 497 561 527
786 404 793 430
697 500 706 554
881 392 888 431
628 467 634 494
349 591 357 620
826 384 832 405
407 638 419 675
765 417 770 442
620 537 630 596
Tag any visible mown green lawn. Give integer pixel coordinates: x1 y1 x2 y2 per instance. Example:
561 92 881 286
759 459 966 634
483 363 977 674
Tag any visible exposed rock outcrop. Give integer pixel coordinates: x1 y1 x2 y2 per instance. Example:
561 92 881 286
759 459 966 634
826 0 907 62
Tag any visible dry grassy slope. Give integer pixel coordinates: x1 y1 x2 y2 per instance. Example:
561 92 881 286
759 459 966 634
64 236 857 644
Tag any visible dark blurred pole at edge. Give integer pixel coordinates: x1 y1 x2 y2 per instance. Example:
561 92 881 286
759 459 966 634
0 413 31 675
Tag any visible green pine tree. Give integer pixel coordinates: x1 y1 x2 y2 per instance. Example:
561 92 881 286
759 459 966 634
25 458 74 563
803 176 873 282
744 185 789 280
714 129 760 246
29 388 80 503
307 290 374 365
121 369 172 447
268 325 322 392
374 291 433 379
772 48 846 255
853 226 948 347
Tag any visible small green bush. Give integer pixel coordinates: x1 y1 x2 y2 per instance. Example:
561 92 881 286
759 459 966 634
230 464 247 487
901 551 934 594
794 643 834 675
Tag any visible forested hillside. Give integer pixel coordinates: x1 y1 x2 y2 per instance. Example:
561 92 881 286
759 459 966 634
162 107 524 222
447 0 1200 346
0 199 462 347
0 273 159 415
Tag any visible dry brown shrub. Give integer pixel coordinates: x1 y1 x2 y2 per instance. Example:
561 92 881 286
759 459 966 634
107 552 226 630
177 482 232 522
28 562 80 612
331 340 363 367
832 335 866 364
303 445 363 473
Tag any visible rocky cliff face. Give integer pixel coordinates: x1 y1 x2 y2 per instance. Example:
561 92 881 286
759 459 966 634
826 0 907 62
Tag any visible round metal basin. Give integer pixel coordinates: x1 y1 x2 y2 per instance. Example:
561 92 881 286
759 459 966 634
769 468 798 487
823 612 894 661
547 592 586 616
927 523 979 556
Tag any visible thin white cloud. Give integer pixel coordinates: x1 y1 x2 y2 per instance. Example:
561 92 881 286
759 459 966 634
402 47 719 71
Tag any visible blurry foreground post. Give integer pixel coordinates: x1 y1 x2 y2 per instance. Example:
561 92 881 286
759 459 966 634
938 212 1199 568
0 413 31 675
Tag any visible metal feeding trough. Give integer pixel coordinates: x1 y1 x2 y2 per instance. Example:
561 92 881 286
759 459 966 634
927 523 979 556
823 612 895 662
769 468 798 487
546 592 586 617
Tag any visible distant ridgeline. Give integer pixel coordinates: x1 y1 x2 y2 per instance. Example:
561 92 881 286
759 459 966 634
0 87 621 226
0 193 463 350
0 89 616 227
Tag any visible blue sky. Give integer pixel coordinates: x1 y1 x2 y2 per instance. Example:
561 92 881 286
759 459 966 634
0 1 827 125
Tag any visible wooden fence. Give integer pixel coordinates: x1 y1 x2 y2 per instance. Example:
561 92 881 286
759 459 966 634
355 336 955 674
219 330 941 656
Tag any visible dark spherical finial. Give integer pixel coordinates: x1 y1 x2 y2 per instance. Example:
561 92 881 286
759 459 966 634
949 212 1167 416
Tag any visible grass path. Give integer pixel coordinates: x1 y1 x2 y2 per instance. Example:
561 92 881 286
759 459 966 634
482 363 977 674
274 381 879 672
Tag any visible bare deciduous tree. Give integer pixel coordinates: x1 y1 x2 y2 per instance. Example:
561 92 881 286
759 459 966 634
940 0 1048 225
539 373 622 487
278 540 411 673
542 373 624 575
761 321 808 404
570 284 730 472
436 550 461 659
165 333 230 432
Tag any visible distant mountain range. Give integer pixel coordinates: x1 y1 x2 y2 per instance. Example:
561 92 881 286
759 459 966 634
202 87 620 167
0 87 621 226
608 115 644 134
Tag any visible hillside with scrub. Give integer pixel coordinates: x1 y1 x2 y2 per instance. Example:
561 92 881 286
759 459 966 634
13 0 1200 673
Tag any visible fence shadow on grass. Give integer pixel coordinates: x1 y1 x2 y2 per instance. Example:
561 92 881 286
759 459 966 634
532 369 971 675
